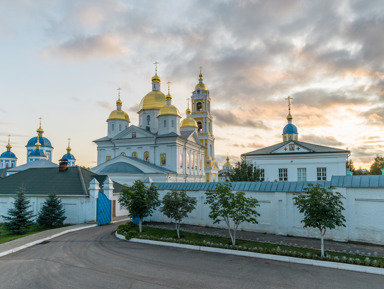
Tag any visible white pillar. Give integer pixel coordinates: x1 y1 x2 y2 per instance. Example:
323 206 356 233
88 178 100 222
103 177 114 200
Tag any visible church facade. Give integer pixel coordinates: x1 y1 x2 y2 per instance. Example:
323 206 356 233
242 98 349 182
92 66 218 184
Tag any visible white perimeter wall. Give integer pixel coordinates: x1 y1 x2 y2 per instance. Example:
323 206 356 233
148 187 384 245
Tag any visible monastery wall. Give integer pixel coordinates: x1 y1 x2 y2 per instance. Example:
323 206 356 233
149 187 384 245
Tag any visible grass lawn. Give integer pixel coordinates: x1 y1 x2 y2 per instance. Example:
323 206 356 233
0 223 65 244
117 222 384 268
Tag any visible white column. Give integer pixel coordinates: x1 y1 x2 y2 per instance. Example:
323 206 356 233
88 178 100 222
103 177 114 200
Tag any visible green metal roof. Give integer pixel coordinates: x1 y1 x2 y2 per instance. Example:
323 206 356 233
0 167 123 196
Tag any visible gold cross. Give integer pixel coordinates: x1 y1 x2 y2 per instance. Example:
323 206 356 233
200 66 202 74
186 98 190 109
39 117 42 126
285 96 293 113
154 61 159 74
167 81 171 94
117 87 121 98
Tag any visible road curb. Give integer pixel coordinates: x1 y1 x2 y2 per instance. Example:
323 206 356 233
0 224 98 258
115 234 384 276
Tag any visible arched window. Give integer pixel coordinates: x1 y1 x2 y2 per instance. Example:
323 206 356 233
164 120 166 128
111 124 115 131
171 120 174 128
119 124 122 131
144 151 149 162
147 115 151 125
196 102 202 111
197 121 203 132
132 152 137 158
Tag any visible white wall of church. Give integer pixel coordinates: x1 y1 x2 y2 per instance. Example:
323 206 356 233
148 187 384 245
248 154 347 182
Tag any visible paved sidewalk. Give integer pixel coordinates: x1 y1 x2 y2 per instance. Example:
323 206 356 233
146 222 384 257
0 217 130 257
0 223 97 256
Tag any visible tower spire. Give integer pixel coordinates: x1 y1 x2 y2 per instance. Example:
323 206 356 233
154 61 159 75
116 88 122 107
6 134 11 151
35 133 41 149
285 96 293 121
37 117 44 135
67 138 71 153
199 66 203 79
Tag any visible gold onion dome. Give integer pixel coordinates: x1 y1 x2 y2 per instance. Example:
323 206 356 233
6 143 12 150
158 97 181 117
152 73 161 83
139 90 166 111
116 98 122 106
223 156 232 167
195 69 207 91
108 110 130 121
181 117 198 128
287 112 293 121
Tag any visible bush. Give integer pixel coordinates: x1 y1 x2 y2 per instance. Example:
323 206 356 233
125 230 138 240
117 221 138 235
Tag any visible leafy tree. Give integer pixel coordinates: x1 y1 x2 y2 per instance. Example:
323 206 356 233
160 191 197 239
369 154 384 175
205 182 260 245
37 193 66 227
346 159 355 173
293 184 346 257
229 159 262 182
119 180 160 232
3 189 34 235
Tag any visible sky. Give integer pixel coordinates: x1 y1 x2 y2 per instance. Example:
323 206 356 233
0 0 383 169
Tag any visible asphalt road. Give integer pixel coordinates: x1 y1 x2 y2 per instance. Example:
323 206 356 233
0 223 383 289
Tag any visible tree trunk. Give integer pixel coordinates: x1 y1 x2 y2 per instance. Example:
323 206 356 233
139 218 142 233
320 232 324 257
176 222 180 239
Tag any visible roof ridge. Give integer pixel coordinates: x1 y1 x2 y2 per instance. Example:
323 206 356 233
77 166 89 196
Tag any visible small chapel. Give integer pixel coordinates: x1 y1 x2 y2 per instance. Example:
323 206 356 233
91 65 219 185
242 97 349 182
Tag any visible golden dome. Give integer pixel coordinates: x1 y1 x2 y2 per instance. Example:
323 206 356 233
195 82 207 91
6 143 11 150
37 126 44 134
186 107 191 115
223 155 232 167
287 113 293 121
108 110 130 121
116 98 122 106
152 74 161 83
139 90 166 111
181 117 198 128
158 104 181 117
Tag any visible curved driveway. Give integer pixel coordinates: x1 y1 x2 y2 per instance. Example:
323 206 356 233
0 223 383 289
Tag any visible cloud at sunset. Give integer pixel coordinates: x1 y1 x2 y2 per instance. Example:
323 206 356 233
0 0 383 168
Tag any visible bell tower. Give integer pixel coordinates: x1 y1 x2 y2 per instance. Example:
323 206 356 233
190 67 218 182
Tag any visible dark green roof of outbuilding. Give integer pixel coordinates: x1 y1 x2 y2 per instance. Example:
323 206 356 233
0 167 124 196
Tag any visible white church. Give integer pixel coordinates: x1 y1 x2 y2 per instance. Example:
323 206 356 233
91 65 219 185
242 97 349 182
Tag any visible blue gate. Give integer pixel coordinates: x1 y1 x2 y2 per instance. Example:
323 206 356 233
97 192 112 225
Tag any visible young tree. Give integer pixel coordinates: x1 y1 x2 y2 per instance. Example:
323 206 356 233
3 189 34 235
205 182 260 245
369 154 384 175
37 193 66 227
293 184 346 257
346 159 355 173
119 180 160 232
160 191 197 239
229 160 262 182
